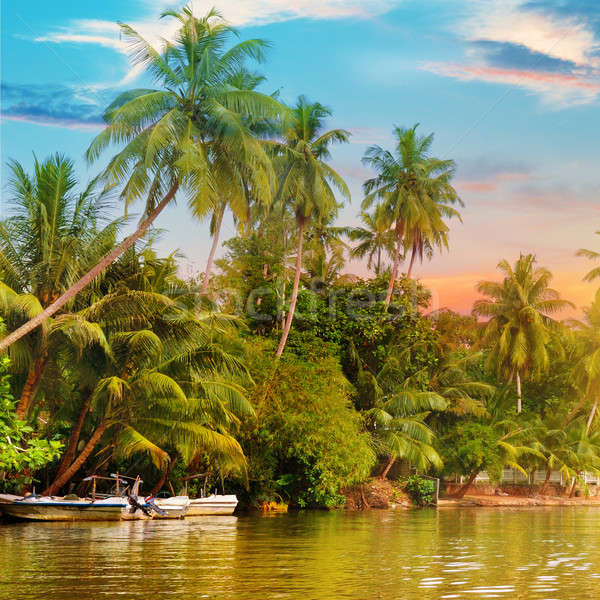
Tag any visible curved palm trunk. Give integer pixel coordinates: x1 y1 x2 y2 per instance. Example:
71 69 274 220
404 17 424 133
539 467 552 495
201 203 226 295
276 218 306 358
0 183 179 352
43 421 110 496
150 456 178 496
16 356 48 420
380 456 396 479
406 245 417 280
54 395 92 479
453 470 479 498
586 397 598 433
516 371 522 414
384 220 404 309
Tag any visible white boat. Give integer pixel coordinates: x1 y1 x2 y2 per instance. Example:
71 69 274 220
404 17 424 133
0 495 127 521
187 494 238 516
154 495 190 519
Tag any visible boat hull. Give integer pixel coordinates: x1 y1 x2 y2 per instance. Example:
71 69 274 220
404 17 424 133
1 502 124 521
187 495 238 516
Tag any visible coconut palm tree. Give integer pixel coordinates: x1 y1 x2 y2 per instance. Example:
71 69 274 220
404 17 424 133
362 124 461 306
0 154 120 418
473 254 573 413
274 96 350 357
0 7 285 352
349 206 395 275
577 231 600 282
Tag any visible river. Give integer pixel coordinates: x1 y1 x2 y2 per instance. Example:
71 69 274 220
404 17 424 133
2 507 600 599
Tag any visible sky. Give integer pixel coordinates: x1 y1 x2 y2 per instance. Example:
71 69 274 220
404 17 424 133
1 0 599 316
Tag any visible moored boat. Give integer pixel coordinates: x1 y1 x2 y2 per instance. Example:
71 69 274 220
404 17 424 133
187 494 238 516
0 496 126 521
154 495 190 519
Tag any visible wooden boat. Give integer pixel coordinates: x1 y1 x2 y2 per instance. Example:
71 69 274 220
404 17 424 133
187 494 238 516
0 496 126 521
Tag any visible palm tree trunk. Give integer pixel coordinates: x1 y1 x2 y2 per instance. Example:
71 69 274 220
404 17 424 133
380 456 396 479
15 356 48 420
586 397 598 433
54 395 92 479
516 371 522 414
276 218 306 358
569 476 578 498
376 246 381 275
201 203 226 295
406 245 417 279
384 221 403 308
454 470 479 498
43 421 110 496
150 456 177 496
540 467 552 495
0 183 179 352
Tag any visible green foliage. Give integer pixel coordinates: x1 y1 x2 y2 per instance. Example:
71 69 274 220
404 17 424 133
241 338 375 508
0 355 62 489
404 474 435 506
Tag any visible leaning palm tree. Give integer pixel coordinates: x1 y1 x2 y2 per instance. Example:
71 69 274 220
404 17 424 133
473 254 573 413
0 155 120 418
274 96 350 357
362 124 461 306
0 6 285 352
349 206 395 275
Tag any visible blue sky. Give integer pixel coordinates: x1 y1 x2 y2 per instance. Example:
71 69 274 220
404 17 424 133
1 0 600 314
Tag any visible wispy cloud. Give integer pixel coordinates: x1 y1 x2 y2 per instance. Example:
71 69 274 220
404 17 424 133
425 0 600 107
1 83 107 131
423 61 600 107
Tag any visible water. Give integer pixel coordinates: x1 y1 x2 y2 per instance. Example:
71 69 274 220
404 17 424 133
2 508 600 599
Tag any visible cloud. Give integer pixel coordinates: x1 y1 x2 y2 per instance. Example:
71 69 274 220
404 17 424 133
423 61 600 107
424 0 600 107
1 83 107 130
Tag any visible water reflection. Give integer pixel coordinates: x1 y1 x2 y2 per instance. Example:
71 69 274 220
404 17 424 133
2 508 600 599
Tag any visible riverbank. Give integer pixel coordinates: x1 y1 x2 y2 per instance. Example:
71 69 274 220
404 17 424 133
439 494 600 507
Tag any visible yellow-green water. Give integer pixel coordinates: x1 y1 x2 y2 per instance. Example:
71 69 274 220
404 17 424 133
2 508 600 599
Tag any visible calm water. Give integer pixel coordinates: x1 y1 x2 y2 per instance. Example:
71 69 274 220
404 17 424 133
2 508 600 599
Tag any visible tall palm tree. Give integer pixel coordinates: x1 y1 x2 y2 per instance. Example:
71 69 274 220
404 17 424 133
576 231 600 282
473 254 573 413
274 96 350 357
0 7 285 352
362 124 461 306
0 155 120 418
349 206 395 275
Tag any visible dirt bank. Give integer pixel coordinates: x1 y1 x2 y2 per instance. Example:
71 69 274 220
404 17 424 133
439 494 600 507
343 478 410 510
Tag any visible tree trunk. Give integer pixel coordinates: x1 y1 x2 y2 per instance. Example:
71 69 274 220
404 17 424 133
586 397 598 433
406 244 417 280
376 246 381 275
384 220 404 309
384 221 403 309
539 467 552 495
150 456 177 496
0 183 180 352
453 470 479 498
43 421 110 496
380 456 396 479
276 218 305 358
516 371 522 414
569 476 578 498
54 395 92 479
201 203 225 295
15 356 48 420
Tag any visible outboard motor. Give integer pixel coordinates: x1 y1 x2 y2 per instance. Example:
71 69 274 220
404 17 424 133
144 496 167 517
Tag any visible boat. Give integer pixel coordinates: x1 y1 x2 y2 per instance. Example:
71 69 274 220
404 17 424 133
187 494 238 516
153 495 190 519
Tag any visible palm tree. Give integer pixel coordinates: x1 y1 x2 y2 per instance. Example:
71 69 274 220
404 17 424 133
0 7 285 352
362 124 461 305
0 155 120 418
349 206 395 275
577 231 600 282
44 262 252 495
274 96 350 357
473 254 573 413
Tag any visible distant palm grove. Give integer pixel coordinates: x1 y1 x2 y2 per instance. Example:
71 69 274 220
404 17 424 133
2 6 600 507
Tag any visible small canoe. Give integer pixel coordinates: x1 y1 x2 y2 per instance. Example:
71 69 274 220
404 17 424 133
187 494 238 516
